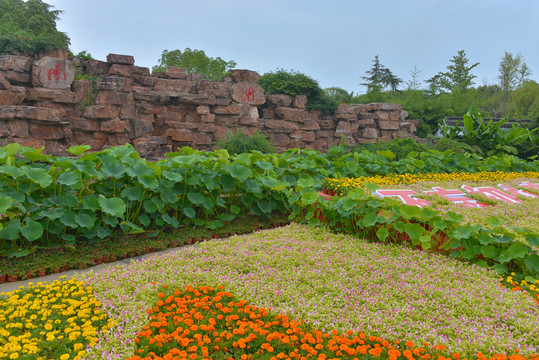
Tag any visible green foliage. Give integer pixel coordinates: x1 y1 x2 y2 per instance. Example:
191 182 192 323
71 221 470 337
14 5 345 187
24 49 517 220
215 130 276 155
360 55 402 94
259 69 320 97
71 50 94 60
295 182 539 278
0 143 537 260
259 69 339 113
0 0 69 56
306 91 340 114
152 48 236 81
351 138 432 160
498 52 532 116
507 80 539 121
431 138 479 154
428 50 480 93
440 107 538 157
324 87 355 104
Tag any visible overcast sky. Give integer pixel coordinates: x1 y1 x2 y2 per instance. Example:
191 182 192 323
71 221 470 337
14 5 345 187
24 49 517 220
45 0 538 93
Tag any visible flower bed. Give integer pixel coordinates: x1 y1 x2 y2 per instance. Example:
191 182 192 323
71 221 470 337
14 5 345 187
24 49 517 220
322 171 539 194
127 285 489 360
70 224 539 359
0 277 116 359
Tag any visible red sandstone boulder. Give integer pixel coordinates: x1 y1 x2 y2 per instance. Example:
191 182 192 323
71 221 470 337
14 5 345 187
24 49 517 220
293 95 307 109
291 131 315 143
29 123 64 139
229 70 260 84
83 105 120 119
9 120 29 137
165 66 186 79
335 121 351 135
358 118 375 126
378 121 400 130
373 103 401 111
274 107 307 123
231 82 266 105
300 120 320 131
106 54 135 65
0 74 11 90
362 128 379 139
12 106 64 123
26 88 76 103
268 94 292 107
265 119 299 132
212 104 242 115
32 57 75 89
165 128 195 142
100 119 130 133
96 77 132 91
0 55 32 72
0 88 25 105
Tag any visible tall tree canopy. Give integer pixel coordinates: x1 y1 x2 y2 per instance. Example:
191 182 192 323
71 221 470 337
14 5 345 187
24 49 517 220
360 55 402 95
0 0 70 55
498 51 533 116
427 50 479 93
152 48 237 82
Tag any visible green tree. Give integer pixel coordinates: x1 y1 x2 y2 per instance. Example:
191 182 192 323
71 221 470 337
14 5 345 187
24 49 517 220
405 66 422 91
324 87 355 104
0 0 69 55
430 50 479 93
498 51 533 116
152 48 237 81
507 80 539 122
360 55 402 95
259 69 339 113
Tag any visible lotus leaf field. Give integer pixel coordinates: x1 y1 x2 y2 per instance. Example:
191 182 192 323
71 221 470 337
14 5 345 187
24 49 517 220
1 143 539 360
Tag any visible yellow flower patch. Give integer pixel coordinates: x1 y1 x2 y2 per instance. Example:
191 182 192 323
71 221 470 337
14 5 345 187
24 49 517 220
0 278 116 359
324 171 539 193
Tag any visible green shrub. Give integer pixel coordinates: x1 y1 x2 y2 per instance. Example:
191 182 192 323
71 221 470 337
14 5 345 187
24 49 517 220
215 130 276 155
432 138 478 154
352 137 432 160
259 69 339 114
306 91 340 114
0 29 68 55
259 69 320 97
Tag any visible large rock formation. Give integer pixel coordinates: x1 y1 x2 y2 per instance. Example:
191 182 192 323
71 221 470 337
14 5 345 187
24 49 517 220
0 53 418 158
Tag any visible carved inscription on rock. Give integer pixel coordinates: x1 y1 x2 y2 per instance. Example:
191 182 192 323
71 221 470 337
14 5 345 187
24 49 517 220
33 58 75 89
230 82 266 105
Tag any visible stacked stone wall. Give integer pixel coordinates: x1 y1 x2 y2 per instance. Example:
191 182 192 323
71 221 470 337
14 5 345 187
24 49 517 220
0 52 418 158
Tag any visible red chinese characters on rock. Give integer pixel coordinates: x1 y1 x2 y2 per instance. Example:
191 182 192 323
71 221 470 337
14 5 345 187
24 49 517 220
424 187 490 208
240 86 255 103
48 62 66 82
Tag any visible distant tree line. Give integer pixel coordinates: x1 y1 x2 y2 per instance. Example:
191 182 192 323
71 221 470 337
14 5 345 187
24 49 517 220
333 50 538 138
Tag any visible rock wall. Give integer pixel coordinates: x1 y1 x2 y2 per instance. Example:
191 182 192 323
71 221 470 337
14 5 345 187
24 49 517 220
0 52 418 158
